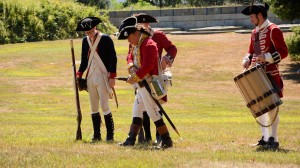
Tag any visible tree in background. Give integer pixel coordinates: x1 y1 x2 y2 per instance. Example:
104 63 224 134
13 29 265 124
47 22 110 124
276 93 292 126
266 0 300 22
266 0 300 60
76 0 110 9
0 0 117 44
121 0 262 8
122 0 155 7
110 0 124 10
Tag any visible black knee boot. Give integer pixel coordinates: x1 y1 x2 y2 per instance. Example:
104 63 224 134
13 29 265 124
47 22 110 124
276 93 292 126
104 113 114 141
138 111 152 143
155 119 173 149
143 112 152 141
155 111 163 144
91 112 101 141
138 124 145 143
119 117 143 146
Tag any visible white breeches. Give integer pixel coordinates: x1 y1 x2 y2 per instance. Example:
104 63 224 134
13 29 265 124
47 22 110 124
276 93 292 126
87 70 110 115
132 85 162 122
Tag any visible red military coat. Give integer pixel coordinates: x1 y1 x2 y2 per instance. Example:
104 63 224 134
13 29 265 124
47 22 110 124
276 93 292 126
127 36 159 79
248 20 288 97
127 30 177 64
151 30 177 60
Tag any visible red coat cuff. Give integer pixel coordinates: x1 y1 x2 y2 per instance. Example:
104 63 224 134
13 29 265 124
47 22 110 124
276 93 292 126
76 72 83 78
109 73 117 79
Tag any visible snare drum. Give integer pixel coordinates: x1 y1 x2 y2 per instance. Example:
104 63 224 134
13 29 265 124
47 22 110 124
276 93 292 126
234 65 282 118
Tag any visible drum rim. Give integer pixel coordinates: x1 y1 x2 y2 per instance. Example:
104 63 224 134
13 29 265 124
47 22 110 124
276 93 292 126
234 65 263 81
252 100 282 118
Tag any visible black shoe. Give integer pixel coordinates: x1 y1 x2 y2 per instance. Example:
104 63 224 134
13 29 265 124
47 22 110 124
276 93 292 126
91 136 101 142
153 139 162 146
264 137 279 149
118 138 135 146
161 138 173 148
152 139 173 150
252 136 267 146
118 132 136 147
154 132 173 149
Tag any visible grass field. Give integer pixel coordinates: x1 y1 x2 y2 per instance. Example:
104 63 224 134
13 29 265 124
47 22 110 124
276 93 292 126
0 32 299 167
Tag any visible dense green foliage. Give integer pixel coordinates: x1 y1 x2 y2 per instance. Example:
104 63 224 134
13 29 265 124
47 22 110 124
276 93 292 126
266 0 300 22
0 0 117 44
265 0 300 60
76 0 110 9
286 26 300 61
121 0 259 8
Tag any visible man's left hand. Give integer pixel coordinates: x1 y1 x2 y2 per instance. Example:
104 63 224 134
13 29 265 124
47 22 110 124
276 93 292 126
126 75 136 84
109 78 115 88
256 54 266 64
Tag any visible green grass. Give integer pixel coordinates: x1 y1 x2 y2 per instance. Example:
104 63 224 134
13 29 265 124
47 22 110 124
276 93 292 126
0 34 299 167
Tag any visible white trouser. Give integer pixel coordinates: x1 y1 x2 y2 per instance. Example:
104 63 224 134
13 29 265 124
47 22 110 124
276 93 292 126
258 107 280 142
87 70 110 115
132 85 162 122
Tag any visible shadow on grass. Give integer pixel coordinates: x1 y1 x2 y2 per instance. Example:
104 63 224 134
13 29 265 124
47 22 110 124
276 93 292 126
116 141 173 151
281 62 300 83
80 139 168 151
256 146 291 153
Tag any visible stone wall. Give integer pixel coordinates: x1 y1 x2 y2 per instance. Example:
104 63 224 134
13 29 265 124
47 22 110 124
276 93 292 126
108 6 298 30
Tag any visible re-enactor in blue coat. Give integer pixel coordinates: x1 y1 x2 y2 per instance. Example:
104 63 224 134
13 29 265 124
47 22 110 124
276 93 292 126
76 17 117 142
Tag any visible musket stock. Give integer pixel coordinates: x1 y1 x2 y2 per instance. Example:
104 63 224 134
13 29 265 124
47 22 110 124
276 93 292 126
70 39 82 140
115 77 128 81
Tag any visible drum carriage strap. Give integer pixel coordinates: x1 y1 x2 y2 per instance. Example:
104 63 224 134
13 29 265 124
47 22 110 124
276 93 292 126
255 107 280 127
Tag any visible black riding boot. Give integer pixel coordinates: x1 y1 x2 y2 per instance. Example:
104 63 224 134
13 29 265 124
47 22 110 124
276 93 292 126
91 112 101 141
155 110 163 144
143 111 152 142
104 113 114 141
154 119 173 149
138 111 152 143
138 124 145 143
119 117 143 146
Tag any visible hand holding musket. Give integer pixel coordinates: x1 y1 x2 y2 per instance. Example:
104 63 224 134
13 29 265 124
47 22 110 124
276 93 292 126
76 77 87 91
115 76 129 81
70 39 82 140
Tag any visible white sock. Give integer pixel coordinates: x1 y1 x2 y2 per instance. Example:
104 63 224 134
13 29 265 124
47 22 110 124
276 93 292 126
258 113 269 141
269 107 280 142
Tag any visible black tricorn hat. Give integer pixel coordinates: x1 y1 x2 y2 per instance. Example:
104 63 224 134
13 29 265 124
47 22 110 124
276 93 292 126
136 13 158 23
118 17 138 40
76 17 102 31
241 3 269 15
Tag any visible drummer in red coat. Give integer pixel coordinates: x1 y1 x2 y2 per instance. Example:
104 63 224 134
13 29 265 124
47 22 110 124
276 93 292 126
241 3 288 149
128 13 177 144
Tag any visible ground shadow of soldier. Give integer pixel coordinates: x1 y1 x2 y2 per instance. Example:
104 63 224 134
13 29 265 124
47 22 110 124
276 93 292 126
256 146 291 153
281 62 300 83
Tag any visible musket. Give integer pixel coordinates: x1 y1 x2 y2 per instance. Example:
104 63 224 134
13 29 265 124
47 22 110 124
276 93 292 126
142 80 180 137
250 0 254 11
70 39 82 140
116 75 180 137
112 87 118 108
115 76 128 81
113 77 129 108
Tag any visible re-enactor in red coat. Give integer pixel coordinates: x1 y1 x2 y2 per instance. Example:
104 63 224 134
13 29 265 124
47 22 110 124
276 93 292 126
126 38 159 79
241 3 288 149
118 16 173 149
128 13 178 144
